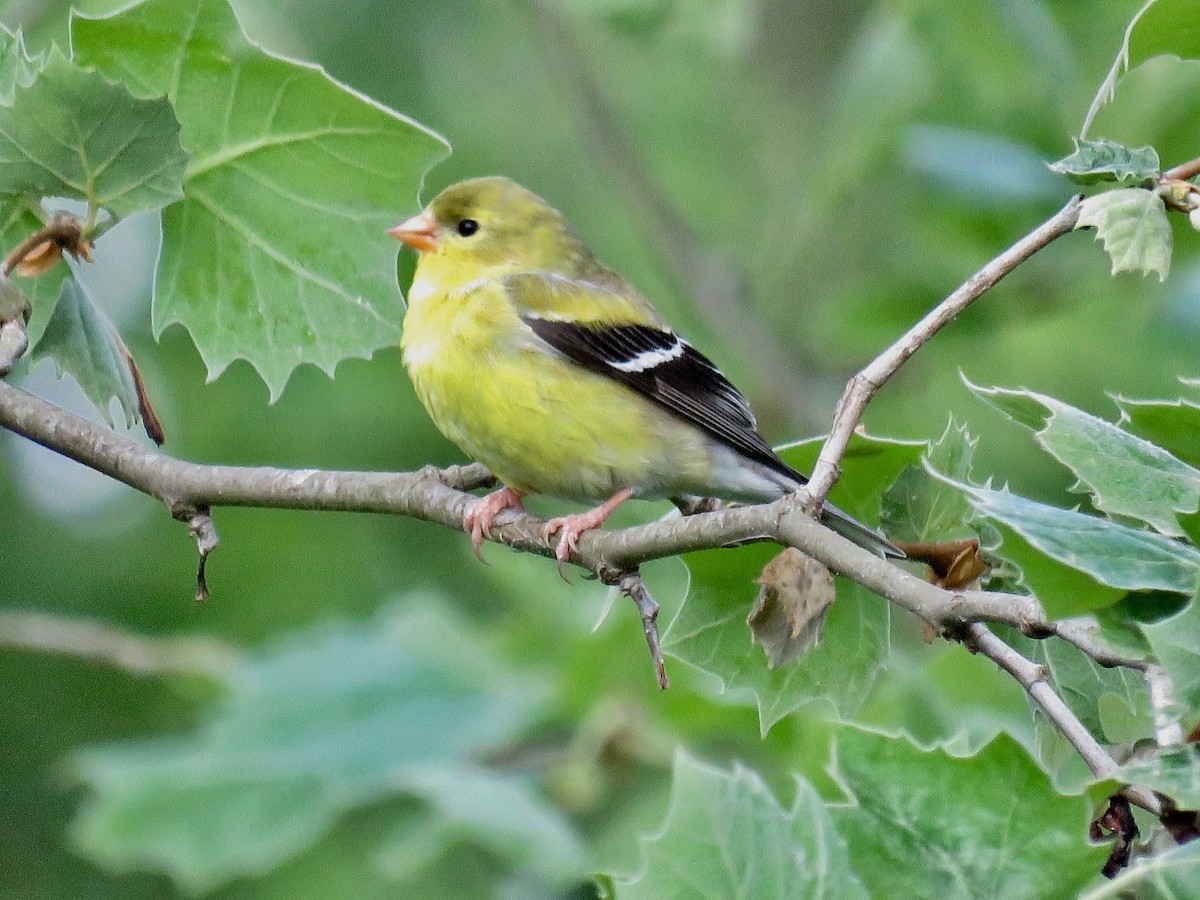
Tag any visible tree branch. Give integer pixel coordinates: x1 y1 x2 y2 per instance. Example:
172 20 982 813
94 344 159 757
805 195 1083 506
0 609 236 676
0 377 1150 671
959 622 1162 817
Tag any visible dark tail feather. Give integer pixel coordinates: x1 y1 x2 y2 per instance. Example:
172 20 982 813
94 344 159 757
820 502 904 558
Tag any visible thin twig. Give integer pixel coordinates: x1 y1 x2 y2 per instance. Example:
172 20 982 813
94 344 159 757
959 622 1162 817
603 570 669 690
1163 155 1200 183
805 195 1083 506
0 609 236 676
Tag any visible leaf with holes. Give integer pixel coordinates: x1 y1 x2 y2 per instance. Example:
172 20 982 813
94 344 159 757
72 0 450 399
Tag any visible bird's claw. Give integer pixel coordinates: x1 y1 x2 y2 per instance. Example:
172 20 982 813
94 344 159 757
463 487 526 563
542 518 580 583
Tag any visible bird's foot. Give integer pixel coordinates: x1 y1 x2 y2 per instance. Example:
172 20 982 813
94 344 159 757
542 487 634 580
463 486 526 562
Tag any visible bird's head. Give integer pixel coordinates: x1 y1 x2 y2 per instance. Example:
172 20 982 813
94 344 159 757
388 177 590 277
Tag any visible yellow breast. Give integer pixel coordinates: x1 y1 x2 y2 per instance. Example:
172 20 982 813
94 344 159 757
400 273 710 501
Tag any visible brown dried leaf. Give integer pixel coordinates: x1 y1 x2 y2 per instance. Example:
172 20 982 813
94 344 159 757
893 537 990 589
747 548 835 669
14 239 62 276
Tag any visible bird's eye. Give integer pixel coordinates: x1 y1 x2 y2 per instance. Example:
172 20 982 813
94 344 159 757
456 218 480 237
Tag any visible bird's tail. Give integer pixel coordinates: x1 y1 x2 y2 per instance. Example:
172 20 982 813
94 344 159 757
819 501 904 558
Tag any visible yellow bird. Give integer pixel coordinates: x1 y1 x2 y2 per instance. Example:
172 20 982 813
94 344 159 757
389 177 897 565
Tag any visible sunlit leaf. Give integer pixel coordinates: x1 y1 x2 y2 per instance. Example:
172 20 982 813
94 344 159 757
72 0 450 399
929 470 1200 617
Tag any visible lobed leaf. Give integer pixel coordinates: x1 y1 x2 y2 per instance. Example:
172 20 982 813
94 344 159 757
969 383 1200 537
30 273 141 431
1114 744 1200 810
831 728 1108 898
930 471 1200 617
619 750 868 900
1082 840 1200 899
881 419 979 543
1080 0 1200 137
72 600 551 893
0 24 41 105
1076 187 1172 281
1115 395 1200 469
1141 594 1200 716
0 51 186 220
667 433 920 733
1047 138 1160 185
72 0 450 399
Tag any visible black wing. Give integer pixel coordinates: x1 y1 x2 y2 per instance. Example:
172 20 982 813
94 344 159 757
524 316 802 484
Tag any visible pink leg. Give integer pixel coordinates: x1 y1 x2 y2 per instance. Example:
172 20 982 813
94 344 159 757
463 486 526 562
543 487 635 570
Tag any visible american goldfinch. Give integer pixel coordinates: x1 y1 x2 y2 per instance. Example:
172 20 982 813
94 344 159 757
389 177 898 564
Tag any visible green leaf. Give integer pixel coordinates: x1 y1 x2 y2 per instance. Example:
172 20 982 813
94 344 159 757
0 25 41 105
72 0 450 400
1115 744 1200 809
969 383 1200 537
667 433 921 733
31 273 140 430
619 750 868 900
1076 187 1172 281
667 553 888 733
1080 0 1200 138
1082 840 1200 899
1115 395 1200 469
941 474 1200 596
374 764 585 886
881 419 979 543
0 51 186 220
1004 628 1149 747
1127 0 1200 68
831 728 1108 898
1142 595 1200 715
1047 138 1160 185
72 600 549 893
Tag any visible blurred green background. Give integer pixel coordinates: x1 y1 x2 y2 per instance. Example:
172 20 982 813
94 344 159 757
2 0 1198 896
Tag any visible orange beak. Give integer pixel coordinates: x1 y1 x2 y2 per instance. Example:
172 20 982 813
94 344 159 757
387 209 439 252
